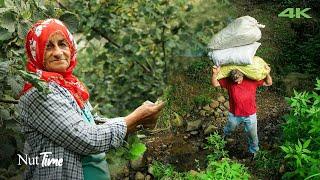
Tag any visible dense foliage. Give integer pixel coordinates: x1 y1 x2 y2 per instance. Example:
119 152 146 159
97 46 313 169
69 0 187 116
280 79 320 179
278 19 320 76
65 0 229 117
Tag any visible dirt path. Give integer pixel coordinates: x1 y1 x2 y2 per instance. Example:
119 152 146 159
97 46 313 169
143 89 288 179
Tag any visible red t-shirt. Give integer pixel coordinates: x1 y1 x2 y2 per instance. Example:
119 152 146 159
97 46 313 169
219 78 264 116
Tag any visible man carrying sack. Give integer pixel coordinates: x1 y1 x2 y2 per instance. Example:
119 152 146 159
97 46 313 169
211 65 272 159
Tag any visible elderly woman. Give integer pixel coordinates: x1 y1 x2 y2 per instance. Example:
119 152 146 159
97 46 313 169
18 19 163 180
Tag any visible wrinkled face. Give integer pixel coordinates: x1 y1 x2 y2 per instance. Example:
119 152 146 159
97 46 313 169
43 32 71 73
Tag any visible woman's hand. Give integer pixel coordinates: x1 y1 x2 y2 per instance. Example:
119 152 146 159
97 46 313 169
125 100 164 133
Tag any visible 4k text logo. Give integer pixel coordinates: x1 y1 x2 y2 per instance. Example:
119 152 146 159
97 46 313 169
278 8 312 19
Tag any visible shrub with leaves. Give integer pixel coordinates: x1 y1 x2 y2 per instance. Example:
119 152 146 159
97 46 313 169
67 0 191 116
105 135 147 178
64 0 228 117
193 94 212 107
195 132 250 180
254 150 282 175
187 59 211 82
281 79 320 179
150 161 179 179
105 135 146 162
198 158 250 180
205 132 228 161
281 140 316 177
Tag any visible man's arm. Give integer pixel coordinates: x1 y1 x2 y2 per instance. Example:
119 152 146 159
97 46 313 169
211 66 221 87
263 64 272 86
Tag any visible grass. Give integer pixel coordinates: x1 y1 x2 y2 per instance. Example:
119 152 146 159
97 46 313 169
156 56 225 128
150 133 251 180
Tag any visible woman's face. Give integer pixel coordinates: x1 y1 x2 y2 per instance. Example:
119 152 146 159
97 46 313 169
43 32 71 73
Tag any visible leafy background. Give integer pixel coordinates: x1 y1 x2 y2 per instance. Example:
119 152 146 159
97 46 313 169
0 0 319 179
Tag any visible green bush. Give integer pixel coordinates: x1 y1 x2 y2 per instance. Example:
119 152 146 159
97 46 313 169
205 132 228 161
254 150 281 173
200 158 250 180
70 0 227 117
197 133 250 180
106 135 146 163
281 79 320 179
186 59 211 82
150 161 186 180
193 94 212 106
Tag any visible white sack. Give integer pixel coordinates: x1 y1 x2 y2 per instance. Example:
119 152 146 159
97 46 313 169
208 16 265 50
208 42 261 66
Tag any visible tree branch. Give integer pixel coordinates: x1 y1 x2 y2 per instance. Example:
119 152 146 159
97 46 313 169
56 0 67 10
162 18 167 82
134 60 151 73
0 99 19 104
92 27 121 49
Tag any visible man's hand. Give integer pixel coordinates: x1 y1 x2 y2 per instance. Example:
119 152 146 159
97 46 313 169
263 64 273 86
212 66 221 75
264 64 271 74
211 66 221 87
